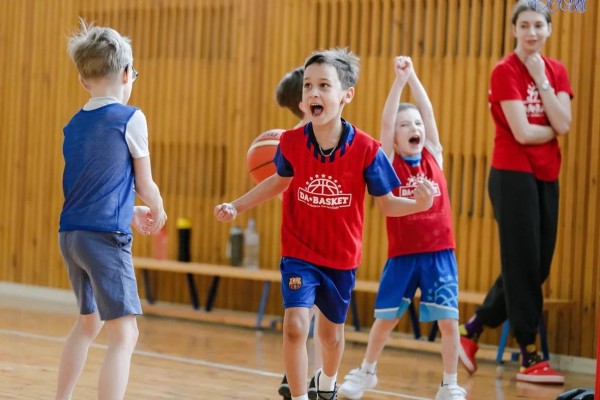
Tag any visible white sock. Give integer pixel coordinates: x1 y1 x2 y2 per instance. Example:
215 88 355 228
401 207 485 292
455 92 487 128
318 370 337 391
292 395 309 400
442 372 457 386
361 359 377 374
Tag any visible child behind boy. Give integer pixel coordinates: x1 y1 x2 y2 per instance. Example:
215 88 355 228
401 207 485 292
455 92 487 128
275 65 321 400
215 48 434 400
56 20 166 400
338 56 466 400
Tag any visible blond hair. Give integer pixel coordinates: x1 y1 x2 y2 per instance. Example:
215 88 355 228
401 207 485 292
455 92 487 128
67 19 133 80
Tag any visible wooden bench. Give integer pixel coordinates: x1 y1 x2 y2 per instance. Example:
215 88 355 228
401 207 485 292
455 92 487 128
134 257 283 329
133 257 414 332
133 257 574 361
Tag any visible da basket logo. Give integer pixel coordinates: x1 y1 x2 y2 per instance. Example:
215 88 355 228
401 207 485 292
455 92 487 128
288 276 302 290
399 174 441 198
298 174 352 209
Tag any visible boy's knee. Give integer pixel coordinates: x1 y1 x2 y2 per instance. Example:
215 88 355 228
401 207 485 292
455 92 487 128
283 315 309 341
319 325 344 348
124 320 139 346
128 322 140 343
105 316 139 348
78 313 103 338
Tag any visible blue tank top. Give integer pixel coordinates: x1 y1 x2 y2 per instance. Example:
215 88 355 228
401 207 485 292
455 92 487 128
60 103 138 233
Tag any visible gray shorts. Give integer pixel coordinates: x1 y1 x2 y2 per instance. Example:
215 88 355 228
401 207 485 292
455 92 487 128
58 230 142 321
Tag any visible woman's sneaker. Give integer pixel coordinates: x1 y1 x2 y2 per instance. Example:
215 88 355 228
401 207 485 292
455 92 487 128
338 366 378 399
435 383 467 400
516 360 565 384
458 335 479 374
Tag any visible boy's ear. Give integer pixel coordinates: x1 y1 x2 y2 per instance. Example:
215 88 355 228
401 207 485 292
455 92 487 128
341 87 355 104
299 101 308 114
78 75 89 90
122 67 130 84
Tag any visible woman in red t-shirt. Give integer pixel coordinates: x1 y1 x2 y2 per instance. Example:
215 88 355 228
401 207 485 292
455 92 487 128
458 0 573 385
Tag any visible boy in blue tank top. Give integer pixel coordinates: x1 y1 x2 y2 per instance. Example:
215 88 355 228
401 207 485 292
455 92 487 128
56 20 167 400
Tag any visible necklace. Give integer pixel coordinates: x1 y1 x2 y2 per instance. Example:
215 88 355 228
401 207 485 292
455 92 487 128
318 144 336 157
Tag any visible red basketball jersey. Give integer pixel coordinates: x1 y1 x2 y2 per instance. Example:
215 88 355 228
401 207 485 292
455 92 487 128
386 147 455 258
278 125 381 270
489 52 573 181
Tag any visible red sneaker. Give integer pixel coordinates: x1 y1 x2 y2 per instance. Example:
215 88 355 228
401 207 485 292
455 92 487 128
516 361 565 384
458 335 478 374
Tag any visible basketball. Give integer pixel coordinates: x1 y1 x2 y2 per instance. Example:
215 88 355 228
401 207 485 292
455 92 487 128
247 129 284 183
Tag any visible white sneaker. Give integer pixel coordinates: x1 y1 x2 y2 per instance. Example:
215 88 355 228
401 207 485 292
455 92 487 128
337 367 377 399
435 383 467 400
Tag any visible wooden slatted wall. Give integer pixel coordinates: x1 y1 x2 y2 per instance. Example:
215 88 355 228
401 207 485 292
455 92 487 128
0 0 597 358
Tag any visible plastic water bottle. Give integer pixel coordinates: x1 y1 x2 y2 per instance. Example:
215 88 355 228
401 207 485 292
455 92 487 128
227 225 244 266
243 219 260 270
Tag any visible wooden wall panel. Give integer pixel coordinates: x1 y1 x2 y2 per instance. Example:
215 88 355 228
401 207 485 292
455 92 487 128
0 0 597 358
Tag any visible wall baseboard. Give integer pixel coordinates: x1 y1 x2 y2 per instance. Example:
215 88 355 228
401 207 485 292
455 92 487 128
0 282 76 305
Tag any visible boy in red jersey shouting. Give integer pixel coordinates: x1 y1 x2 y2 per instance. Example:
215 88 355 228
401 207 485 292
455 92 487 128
215 48 434 400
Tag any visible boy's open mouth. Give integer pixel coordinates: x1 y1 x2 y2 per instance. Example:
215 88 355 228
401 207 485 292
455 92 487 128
409 135 421 145
310 104 324 117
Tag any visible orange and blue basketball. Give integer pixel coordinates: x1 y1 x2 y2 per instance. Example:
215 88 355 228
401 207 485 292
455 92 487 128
246 129 284 183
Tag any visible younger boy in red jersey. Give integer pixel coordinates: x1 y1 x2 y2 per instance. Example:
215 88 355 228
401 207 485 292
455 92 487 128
338 56 466 400
215 48 434 400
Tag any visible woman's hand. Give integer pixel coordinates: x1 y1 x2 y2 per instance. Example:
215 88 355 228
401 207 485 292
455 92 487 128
524 53 546 85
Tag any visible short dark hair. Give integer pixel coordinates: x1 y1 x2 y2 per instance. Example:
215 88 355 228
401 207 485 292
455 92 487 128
275 66 304 120
304 48 360 90
511 0 552 25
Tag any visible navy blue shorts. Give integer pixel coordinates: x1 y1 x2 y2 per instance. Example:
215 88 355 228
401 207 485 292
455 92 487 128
374 250 459 322
279 257 356 324
58 230 142 321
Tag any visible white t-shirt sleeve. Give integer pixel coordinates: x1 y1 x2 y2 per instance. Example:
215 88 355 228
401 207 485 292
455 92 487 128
126 110 150 159
424 139 444 170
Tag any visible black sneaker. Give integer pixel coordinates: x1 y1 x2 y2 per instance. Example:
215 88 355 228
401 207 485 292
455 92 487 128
278 374 291 400
308 374 317 400
316 369 337 400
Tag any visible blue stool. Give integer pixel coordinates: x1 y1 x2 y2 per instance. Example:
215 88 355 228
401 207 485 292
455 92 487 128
496 318 549 363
